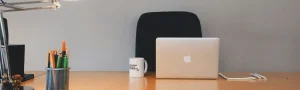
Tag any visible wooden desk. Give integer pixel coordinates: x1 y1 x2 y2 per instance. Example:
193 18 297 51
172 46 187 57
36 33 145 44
22 72 300 90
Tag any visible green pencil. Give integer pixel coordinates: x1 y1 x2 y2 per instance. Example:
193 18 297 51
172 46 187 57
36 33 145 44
55 54 62 89
63 55 68 68
56 55 62 68
63 55 68 90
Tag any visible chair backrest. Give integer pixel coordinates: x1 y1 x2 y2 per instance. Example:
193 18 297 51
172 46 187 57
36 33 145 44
135 11 202 71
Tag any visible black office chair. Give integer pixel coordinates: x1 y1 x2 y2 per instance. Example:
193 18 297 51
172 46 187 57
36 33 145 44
135 11 202 71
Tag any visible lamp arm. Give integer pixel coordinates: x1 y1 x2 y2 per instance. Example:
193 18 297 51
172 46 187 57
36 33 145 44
0 0 60 12
3 6 56 12
0 0 48 6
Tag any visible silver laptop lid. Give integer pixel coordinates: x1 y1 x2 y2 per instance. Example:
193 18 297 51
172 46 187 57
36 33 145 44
156 38 220 79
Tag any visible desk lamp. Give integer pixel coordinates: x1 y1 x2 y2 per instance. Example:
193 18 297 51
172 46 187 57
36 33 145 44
0 0 61 90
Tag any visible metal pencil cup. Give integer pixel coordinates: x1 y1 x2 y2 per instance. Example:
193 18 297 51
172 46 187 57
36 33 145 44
46 68 70 90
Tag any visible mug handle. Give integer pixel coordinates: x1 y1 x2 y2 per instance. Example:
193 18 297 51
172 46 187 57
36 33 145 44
144 60 148 74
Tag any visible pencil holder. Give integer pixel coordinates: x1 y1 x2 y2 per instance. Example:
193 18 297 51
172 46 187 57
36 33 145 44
46 68 70 90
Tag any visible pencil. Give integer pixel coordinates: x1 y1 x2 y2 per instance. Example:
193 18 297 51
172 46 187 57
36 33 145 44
54 49 58 65
58 49 61 55
66 48 69 61
56 54 63 68
56 54 63 90
63 55 69 90
49 50 57 90
62 40 67 56
47 52 50 68
49 50 56 68
63 55 68 68
46 51 51 90
62 41 67 90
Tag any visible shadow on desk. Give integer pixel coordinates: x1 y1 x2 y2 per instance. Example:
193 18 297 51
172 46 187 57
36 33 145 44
144 72 218 90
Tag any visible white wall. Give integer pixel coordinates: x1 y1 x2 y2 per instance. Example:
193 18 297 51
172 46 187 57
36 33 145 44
5 0 300 71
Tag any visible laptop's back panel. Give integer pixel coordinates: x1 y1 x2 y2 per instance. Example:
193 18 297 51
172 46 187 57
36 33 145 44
156 38 219 79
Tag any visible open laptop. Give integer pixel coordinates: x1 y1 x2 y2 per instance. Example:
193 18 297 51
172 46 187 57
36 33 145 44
156 38 219 79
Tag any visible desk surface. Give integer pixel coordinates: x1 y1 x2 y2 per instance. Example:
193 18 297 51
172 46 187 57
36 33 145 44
23 72 300 90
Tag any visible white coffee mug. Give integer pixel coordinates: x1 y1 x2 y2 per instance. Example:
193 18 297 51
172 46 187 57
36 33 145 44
129 57 148 77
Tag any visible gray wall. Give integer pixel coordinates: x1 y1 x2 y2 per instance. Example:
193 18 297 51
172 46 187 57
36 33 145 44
5 0 300 71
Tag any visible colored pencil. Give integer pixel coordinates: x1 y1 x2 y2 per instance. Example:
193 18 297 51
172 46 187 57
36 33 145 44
62 40 67 56
63 55 68 90
56 54 63 90
66 48 69 60
46 51 50 90
54 49 58 64
49 50 57 90
56 54 63 68
47 52 50 68
49 50 56 68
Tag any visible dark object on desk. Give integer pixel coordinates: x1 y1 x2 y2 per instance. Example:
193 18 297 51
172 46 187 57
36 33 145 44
0 45 34 82
1 86 34 90
135 11 202 71
22 74 34 82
